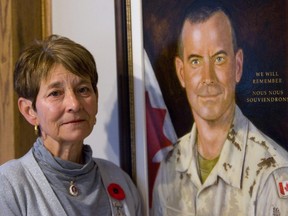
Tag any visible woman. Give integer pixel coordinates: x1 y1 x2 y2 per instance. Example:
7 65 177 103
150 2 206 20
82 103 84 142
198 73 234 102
0 35 142 216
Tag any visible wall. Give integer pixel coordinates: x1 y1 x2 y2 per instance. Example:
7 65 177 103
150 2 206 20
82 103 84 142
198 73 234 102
0 0 44 164
52 0 119 165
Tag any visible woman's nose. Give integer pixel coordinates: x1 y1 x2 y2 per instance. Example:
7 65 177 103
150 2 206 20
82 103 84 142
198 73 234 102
66 91 81 112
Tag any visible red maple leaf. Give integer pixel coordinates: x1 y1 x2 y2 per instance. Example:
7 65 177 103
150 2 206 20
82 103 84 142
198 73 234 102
145 91 173 207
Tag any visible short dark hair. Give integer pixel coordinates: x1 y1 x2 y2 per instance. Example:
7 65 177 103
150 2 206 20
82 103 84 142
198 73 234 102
177 1 238 58
14 35 98 110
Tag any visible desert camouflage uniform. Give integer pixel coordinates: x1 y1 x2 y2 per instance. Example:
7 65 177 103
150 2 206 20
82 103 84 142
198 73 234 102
152 106 288 216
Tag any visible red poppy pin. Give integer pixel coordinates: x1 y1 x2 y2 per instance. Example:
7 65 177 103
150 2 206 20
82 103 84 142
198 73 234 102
107 183 126 200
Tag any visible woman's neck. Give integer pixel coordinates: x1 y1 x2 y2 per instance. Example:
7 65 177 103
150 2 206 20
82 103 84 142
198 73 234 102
41 137 84 163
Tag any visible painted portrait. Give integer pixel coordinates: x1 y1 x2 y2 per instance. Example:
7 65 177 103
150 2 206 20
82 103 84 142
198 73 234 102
142 0 288 207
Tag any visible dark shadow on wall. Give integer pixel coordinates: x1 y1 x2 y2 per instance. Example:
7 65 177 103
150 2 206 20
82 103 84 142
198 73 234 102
103 84 121 166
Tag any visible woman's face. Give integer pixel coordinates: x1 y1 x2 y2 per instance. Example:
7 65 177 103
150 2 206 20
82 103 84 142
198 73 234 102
34 64 98 145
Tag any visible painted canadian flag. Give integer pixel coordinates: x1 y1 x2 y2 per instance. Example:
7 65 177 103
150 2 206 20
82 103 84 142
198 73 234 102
144 50 178 207
278 181 288 196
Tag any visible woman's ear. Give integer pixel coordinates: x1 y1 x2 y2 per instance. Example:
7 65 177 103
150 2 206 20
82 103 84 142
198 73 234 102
18 98 38 126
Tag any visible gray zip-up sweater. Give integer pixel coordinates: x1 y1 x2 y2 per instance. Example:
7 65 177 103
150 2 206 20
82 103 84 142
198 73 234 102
0 147 142 216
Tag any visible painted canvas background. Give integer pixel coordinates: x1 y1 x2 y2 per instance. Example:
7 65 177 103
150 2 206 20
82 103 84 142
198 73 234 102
143 0 288 206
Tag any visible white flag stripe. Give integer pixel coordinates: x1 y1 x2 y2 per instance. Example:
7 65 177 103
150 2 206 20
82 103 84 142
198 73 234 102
144 50 178 153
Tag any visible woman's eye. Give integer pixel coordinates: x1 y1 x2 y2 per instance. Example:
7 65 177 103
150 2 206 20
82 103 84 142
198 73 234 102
78 86 91 95
48 90 62 97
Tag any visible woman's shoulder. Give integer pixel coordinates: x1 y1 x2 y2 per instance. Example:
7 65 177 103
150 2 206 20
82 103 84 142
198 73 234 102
93 158 126 174
0 150 34 179
93 158 120 167
93 158 131 179
0 157 28 194
0 158 24 177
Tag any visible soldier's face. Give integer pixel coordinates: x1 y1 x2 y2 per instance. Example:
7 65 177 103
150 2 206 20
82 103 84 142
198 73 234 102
175 12 243 122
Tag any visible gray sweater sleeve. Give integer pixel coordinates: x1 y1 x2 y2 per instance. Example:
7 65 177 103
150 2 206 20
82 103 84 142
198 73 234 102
0 151 67 216
0 171 23 216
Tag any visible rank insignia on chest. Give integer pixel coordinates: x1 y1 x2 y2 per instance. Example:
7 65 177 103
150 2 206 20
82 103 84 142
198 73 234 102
278 181 288 198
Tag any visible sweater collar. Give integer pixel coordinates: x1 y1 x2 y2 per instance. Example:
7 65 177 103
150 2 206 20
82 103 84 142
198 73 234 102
33 138 95 177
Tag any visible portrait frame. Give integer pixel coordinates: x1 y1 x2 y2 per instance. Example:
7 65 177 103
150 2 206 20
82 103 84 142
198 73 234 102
115 0 288 215
114 0 149 213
